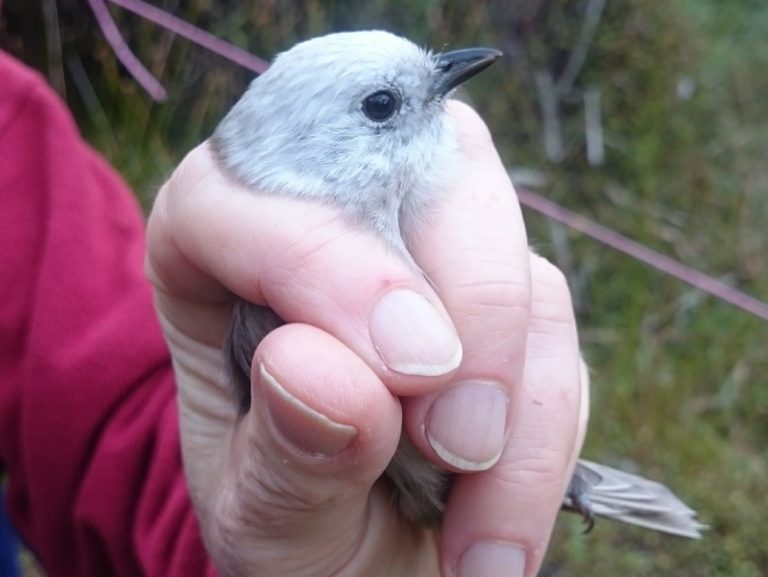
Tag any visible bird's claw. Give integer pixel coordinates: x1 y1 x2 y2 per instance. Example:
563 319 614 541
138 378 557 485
566 483 596 533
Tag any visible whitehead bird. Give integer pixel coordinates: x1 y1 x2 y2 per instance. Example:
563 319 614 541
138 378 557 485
211 30 705 538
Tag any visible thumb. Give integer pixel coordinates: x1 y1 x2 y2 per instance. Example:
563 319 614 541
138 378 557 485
204 323 408 576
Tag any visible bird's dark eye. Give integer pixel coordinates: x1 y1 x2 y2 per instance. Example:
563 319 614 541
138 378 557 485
362 90 400 122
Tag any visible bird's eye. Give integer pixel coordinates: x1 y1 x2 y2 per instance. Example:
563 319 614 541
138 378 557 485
362 90 400 122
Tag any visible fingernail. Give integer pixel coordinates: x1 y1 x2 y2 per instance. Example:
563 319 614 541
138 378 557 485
459 542 526 577
427 382 508 470
369 288 462 376
260 364 357 457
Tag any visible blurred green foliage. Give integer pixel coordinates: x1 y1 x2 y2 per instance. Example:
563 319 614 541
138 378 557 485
2 0 767 575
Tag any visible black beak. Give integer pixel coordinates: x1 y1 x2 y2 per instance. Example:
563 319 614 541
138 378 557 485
433 47 502 97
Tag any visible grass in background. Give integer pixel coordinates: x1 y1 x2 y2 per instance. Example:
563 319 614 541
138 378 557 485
2 0 766 575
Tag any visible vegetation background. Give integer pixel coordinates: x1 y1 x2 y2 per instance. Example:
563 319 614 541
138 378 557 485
2 0 766 575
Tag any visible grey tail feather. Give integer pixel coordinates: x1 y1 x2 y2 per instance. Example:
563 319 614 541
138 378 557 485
224 299 285 415
565 459 707 539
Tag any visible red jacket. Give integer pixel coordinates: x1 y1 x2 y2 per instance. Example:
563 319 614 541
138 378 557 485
0 51 215 576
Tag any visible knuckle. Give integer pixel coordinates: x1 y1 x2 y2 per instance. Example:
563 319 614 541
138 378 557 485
272 210 352 272
215 449 336 540
447 100 495 156
165 144 209 202
496 449 568 496
530 253 569 294
529 254 574 324
455 275 531 324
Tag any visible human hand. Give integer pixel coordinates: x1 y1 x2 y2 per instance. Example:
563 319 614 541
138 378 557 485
145 101 587 577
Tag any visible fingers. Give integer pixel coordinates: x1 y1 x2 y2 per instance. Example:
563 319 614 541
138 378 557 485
404 106 586 577
399 105 584 577
205 323 437 576
146 144 463 396
440 255 585 577
402 101 531 471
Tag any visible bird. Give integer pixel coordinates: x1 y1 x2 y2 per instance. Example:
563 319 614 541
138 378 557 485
210 30 705 538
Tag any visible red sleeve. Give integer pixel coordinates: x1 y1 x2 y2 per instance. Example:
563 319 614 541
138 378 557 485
0 51 216 577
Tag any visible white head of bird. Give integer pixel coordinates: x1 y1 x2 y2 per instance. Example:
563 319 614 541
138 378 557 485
212 30 501 248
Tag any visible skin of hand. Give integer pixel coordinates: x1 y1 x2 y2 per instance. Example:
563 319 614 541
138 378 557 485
145 101 588 577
